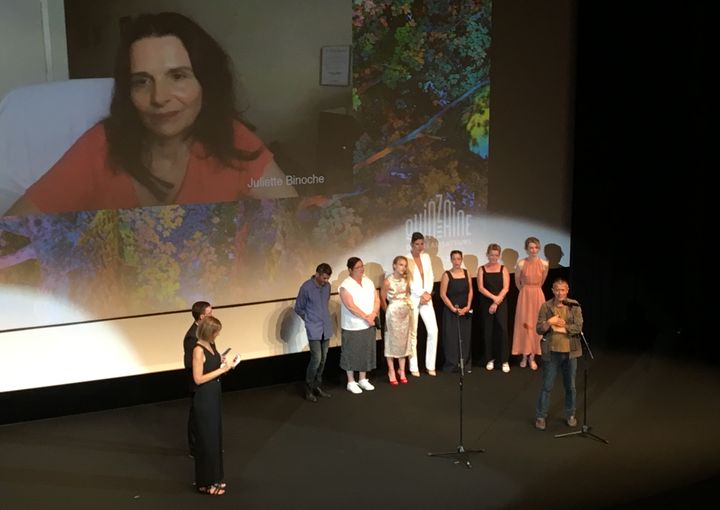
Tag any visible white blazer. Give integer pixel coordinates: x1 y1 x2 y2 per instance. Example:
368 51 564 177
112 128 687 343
407 252 434 304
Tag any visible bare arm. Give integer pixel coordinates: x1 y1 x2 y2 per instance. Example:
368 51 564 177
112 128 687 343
499 266 510 303
477 267 496 314
462 270 473 315
339 286 373 327
192 345 230 385
380 278 390 311
476 266 495 300
370 288 380 323
439 272 454 311
514 259 524 290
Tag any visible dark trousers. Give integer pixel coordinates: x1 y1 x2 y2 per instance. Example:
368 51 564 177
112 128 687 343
188 398 197 455
482 302 509 363
186 370 197 455
442 311 472 370
536 351 577 419
306 338 329 389
193 380 224 486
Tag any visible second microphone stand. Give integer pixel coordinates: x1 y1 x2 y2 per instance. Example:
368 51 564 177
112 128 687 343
554 331 608 444
428 310 485 468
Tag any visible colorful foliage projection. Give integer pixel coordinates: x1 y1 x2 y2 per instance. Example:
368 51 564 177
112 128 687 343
0 0 492 329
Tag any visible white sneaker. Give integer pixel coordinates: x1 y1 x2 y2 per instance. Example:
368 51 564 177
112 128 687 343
502 362 510 373
346 381 362 394
485 360 494 371
358 379 375 391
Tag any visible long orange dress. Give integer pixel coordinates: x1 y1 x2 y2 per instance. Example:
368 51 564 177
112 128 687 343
512 258 546 355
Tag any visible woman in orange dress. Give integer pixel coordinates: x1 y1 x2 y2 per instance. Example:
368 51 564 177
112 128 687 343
511 237 548 370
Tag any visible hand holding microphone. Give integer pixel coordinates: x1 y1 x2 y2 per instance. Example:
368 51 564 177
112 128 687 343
220 347 241 371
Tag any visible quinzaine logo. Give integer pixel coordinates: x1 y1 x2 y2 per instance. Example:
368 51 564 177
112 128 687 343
405 194 471 241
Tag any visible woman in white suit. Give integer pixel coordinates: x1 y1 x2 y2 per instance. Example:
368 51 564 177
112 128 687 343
407 232 439 376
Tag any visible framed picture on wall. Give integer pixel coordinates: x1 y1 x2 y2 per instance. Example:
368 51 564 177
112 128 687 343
320 45 351 86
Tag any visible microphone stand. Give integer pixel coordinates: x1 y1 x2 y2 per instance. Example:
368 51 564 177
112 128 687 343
428 308 485 468
554 331 609 444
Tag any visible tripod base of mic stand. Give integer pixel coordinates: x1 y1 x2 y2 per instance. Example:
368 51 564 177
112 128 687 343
428 445 485 469
554 424 609 444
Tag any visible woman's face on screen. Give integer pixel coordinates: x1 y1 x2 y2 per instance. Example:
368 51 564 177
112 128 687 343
129 35 203 140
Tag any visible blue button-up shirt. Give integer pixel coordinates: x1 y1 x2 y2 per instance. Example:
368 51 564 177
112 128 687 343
294 276 333 341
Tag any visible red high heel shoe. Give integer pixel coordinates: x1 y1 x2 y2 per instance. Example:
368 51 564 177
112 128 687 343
398 371 408 384
388 374 399 386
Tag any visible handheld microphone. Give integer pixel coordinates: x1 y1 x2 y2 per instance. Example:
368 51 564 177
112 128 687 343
562 299 580 307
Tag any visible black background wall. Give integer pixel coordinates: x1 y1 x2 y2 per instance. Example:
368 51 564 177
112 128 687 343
570 1 707 360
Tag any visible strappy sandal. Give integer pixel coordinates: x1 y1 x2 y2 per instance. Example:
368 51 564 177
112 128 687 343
198 483 226 496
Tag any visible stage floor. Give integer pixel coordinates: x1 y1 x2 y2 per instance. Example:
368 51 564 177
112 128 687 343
1 348 718 510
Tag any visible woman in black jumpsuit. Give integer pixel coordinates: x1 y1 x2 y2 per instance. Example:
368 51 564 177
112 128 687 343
477 243 510 372
192 316 233 495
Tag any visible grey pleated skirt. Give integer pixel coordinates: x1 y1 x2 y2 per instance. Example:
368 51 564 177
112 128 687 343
340 327 377 371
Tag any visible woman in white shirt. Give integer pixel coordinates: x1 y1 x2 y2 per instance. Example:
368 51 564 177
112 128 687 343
339 257 381 394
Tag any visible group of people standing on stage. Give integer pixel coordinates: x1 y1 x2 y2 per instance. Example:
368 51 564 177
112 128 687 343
439 235 549 377
291 232 583 435
289 233 564 397
335 232 440 393
292 232 441 397
293 232 560 396
180 233 583 494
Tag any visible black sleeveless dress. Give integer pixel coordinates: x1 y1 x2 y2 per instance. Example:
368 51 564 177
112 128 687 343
480 266 509 364
442 269 472 371
192 343 224 487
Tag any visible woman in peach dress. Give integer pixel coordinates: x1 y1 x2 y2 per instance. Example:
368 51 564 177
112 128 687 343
511 237 548 370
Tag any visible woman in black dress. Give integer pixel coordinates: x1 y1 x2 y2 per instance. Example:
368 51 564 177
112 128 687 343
439 250 473 372
477 243 511 373
192 316 234 495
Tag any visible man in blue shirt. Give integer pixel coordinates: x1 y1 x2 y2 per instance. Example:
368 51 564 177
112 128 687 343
294 263 334 402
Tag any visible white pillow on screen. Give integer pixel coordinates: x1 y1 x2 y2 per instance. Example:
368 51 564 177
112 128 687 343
0 78 114 215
